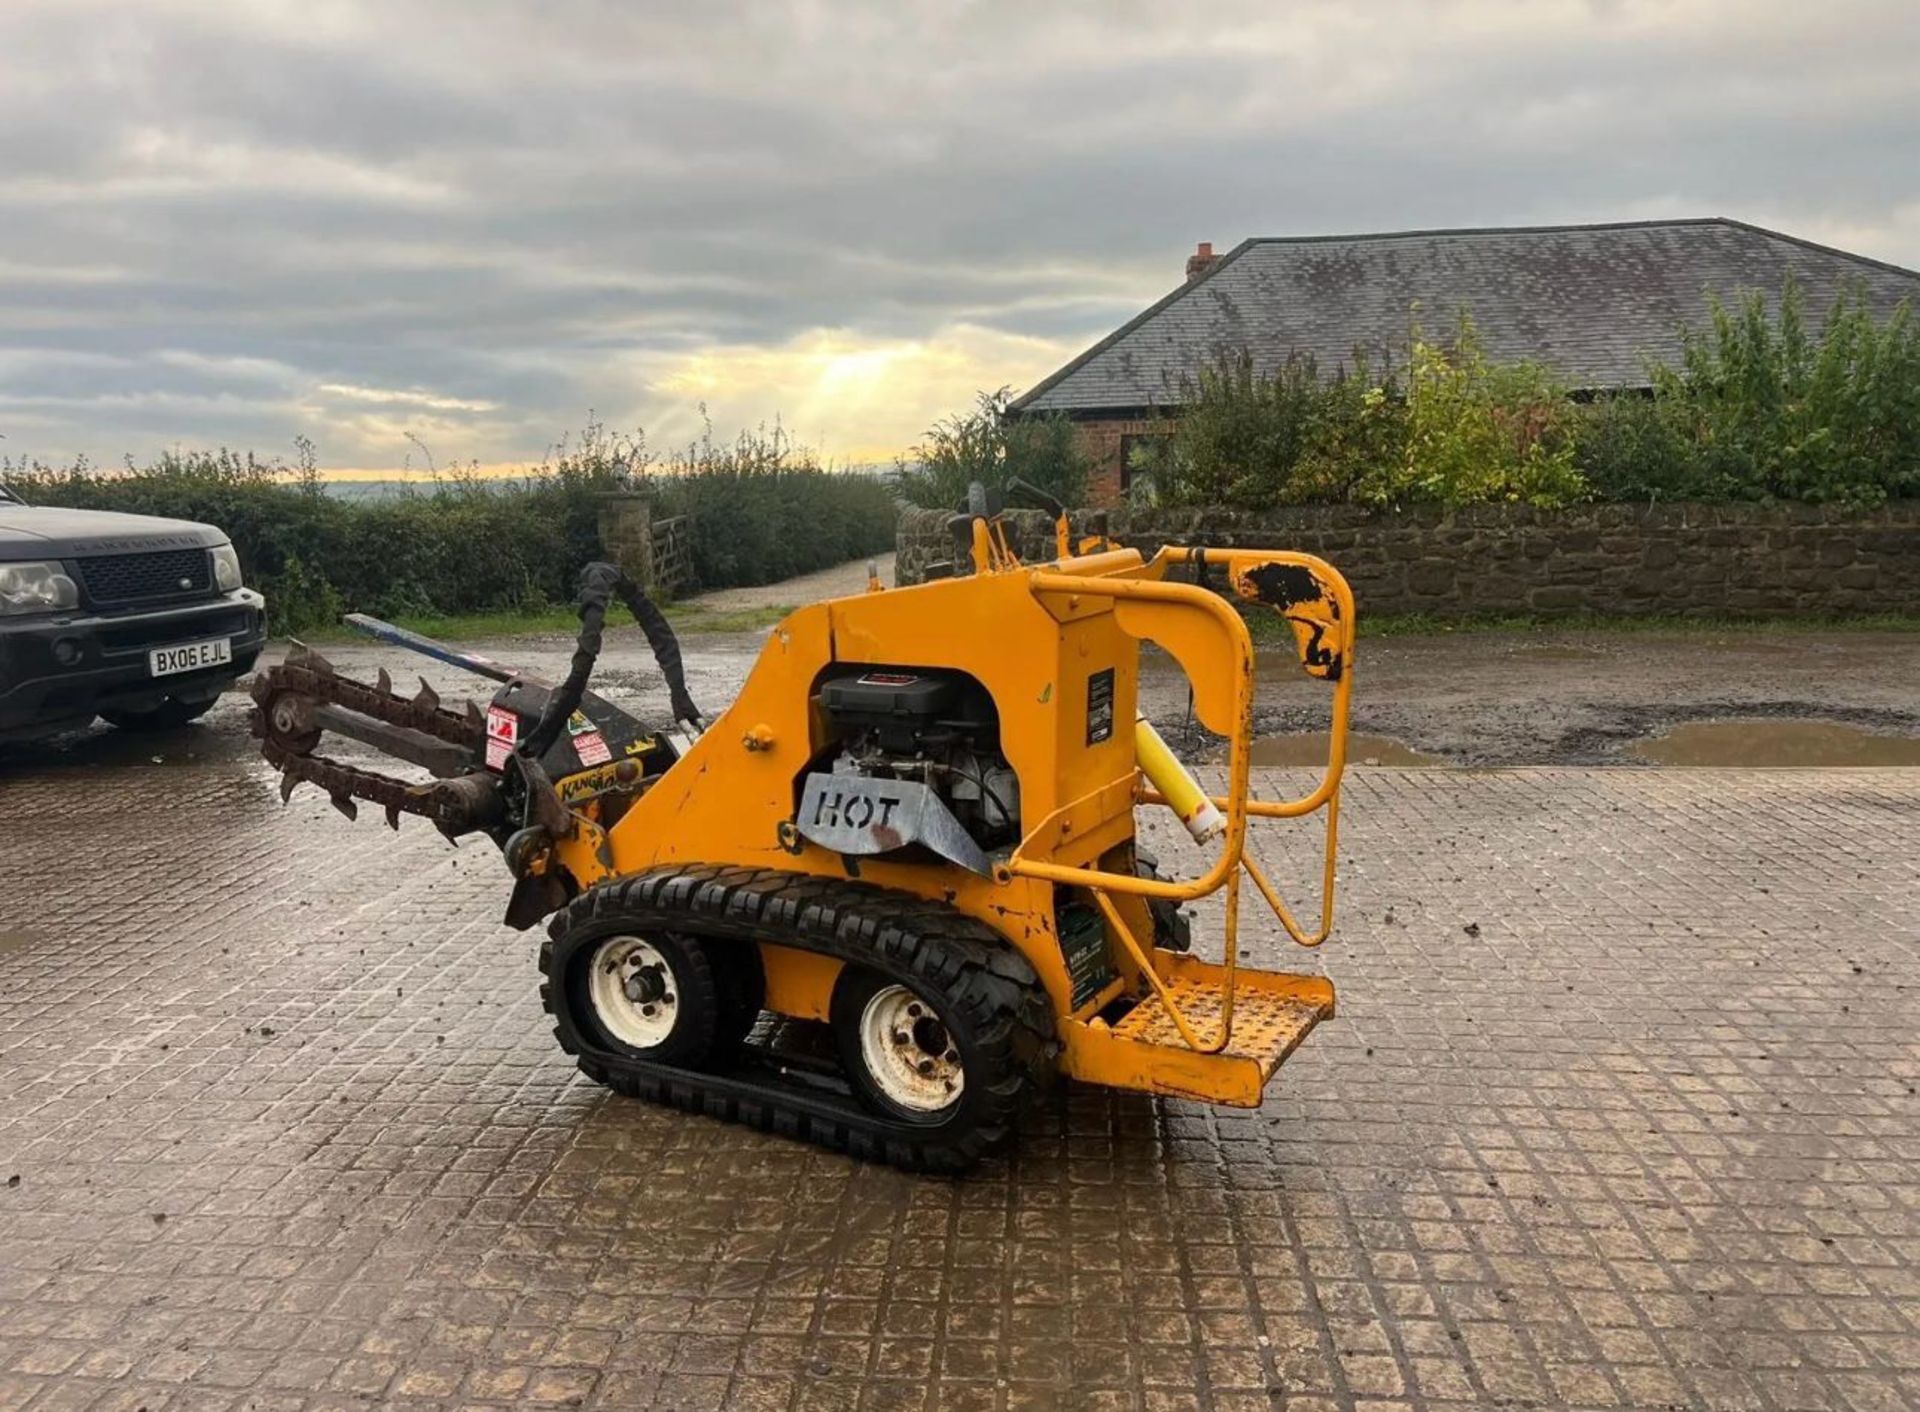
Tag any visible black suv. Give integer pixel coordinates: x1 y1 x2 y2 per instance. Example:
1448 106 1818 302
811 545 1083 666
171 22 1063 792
0 483 267 740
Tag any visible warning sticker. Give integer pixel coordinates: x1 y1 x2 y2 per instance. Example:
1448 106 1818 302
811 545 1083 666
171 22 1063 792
574 731 612 767
1085 667 1115 745
485 737 512 770
1058 905 1114 1009
566 711 595 736
486 706 518 743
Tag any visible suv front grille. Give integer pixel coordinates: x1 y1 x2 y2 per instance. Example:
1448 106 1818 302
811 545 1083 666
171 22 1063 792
78 548 213 606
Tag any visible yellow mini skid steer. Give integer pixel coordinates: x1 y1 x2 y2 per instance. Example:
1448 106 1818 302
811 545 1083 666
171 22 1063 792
253 482 1355 1170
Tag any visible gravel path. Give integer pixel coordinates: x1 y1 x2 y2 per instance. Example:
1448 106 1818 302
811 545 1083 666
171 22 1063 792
679 550 894 612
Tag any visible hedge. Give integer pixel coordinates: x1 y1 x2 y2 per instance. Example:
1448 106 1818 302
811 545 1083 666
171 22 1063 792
3 425 897 633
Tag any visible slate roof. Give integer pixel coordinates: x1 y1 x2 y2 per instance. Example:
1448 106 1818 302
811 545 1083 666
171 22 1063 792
1009 219 1920 414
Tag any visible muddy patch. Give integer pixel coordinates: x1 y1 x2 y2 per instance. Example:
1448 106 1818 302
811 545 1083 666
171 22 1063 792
1630 719 1920 767
1246 732 1442 767
1505 644 1608 662
0 930 37 958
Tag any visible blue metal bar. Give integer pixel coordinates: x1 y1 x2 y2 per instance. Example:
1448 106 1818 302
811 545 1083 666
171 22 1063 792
342 613 528 684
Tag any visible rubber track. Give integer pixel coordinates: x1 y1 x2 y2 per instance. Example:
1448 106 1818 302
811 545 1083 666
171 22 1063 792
540 864 1058 1172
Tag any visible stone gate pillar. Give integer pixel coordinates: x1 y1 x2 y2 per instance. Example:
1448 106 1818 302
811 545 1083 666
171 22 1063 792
597 492 654 586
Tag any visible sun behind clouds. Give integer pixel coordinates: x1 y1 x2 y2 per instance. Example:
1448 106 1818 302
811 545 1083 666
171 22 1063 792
642 324 1079 464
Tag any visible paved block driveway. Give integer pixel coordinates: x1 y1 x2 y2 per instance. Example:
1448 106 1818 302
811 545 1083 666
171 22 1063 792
2 750 1916 1411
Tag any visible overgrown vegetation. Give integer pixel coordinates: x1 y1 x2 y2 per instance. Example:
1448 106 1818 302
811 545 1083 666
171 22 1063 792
1581 282 1920 506
1125 355 1404 507
646 421 896 586
3 421 895 634
895 388 1088 510
1397 321 1584 507
1124 281 1920 512
1132 321 1586 510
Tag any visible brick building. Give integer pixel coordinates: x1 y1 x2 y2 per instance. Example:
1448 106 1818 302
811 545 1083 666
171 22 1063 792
1005 218 1920 505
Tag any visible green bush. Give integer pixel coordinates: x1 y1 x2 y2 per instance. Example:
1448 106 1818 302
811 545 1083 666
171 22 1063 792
897 389 1088 509
1569 392 1700 501
640 422 897 587
1381 317 1584 508
1144 322 1582 512
2 420 896 634
1071 280 1920 512
1645 280 1920 507
1144 352 1404 507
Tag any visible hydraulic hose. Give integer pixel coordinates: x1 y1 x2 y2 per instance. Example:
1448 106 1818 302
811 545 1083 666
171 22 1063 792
611 575 702 727
520 562 702 760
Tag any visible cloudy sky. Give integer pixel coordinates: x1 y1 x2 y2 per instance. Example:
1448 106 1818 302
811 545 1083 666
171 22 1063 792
1 0 1916 473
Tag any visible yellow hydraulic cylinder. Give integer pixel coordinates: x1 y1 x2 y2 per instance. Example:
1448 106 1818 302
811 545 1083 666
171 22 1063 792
1134 715 1225 843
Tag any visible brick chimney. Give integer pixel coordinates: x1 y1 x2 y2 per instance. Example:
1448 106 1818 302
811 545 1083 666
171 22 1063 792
1185 241 1220 280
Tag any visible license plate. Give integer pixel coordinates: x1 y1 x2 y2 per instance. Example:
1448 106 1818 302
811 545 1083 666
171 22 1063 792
149 637 232 677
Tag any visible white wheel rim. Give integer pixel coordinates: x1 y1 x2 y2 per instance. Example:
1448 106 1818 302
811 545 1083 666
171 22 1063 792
587 935 679 1050
858 984 964 1113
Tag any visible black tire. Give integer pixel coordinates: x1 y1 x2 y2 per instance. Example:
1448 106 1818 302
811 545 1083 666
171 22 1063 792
101 695 218 732
546 924 731 1071
1134 847 1192 953
541 867 1056 1169
831 966 971 1125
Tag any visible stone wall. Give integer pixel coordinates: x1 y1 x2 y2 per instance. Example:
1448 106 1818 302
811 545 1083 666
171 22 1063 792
895 500 1920 617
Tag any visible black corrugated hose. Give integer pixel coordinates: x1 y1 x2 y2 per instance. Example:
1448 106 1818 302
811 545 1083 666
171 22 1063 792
520 562 703 759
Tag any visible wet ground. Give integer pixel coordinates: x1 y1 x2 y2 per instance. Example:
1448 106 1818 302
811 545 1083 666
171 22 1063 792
1628 719 1920 768
3 578 1919 1410
1179 628 1920 769
2 753 1916 1412
21 614 1915 776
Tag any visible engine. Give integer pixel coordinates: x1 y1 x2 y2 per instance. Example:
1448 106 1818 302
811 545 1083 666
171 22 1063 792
797 668 1020 872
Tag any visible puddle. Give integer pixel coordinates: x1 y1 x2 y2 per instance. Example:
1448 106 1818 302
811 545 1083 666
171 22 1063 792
0 717 253 772
1630 719 1920 767
1247 732 1442 767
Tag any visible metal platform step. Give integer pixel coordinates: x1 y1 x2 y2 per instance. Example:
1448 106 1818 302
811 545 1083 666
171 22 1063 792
1065 959 1335 1107
1112 973 1331 1079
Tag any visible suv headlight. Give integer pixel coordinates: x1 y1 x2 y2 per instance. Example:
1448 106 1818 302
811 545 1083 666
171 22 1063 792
0 560 80 616
211 544 244 591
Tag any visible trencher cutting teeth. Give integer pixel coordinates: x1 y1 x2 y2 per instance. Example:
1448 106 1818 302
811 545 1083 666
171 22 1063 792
249 658 487 830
